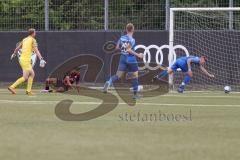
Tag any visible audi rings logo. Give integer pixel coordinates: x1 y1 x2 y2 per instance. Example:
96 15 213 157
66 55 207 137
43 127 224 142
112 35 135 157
135 44 190 70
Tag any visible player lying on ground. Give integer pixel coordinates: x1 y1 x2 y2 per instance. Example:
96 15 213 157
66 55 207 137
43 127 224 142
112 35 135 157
103 23 144 99
153 55 214 93
8 28 46 95
42 70 80 93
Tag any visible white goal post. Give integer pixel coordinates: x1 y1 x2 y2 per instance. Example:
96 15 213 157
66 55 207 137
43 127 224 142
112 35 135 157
168 7 240 91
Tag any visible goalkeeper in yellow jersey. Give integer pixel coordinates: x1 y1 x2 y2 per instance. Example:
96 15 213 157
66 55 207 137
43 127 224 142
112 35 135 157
8 28 46 95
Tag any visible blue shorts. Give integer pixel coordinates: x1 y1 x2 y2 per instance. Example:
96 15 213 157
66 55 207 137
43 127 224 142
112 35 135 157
118 55 138 72
171 59 188 72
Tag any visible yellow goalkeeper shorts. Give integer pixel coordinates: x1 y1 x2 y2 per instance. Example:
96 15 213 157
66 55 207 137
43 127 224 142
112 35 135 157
19 59 32 71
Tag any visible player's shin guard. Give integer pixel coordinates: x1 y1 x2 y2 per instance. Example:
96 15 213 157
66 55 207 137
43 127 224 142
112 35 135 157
10 77 25 89
103 75 119 93
182 75 191 86
178 75 191 93
131 78 139 95
27 77 34 92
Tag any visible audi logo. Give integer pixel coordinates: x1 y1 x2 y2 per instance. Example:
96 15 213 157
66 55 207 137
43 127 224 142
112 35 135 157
135 44 190 70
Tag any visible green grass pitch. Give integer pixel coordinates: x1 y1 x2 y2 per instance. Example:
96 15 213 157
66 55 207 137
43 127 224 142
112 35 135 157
0 89 240 160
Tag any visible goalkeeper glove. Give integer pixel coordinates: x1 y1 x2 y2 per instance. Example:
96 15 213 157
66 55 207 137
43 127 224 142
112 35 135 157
10 53 16 60
40 58 46 68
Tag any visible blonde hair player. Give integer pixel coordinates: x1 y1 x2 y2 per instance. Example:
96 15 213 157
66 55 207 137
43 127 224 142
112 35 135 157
103 23 144 99
8 28 46 95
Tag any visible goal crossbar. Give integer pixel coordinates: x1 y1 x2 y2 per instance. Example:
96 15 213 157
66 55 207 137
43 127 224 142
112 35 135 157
171 7 240 12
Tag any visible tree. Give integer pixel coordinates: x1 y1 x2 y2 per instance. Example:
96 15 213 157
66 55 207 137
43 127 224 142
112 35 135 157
0 0 239 31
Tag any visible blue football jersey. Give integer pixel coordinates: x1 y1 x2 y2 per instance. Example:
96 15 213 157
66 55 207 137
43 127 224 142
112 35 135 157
179 56 200 65
117 34 137 62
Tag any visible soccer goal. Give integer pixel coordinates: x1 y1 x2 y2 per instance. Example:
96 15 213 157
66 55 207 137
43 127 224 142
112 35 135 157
169 7 240 91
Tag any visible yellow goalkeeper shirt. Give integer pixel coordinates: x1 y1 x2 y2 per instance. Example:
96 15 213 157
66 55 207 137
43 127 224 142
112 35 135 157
20 36 37 62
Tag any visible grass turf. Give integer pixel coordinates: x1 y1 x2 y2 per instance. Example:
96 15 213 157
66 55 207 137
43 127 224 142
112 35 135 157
0 89 240 160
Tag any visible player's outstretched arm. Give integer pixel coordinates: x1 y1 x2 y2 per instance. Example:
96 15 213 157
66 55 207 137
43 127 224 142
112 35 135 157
187 59 193 77
33 46 43 60
113 40 122 53
64 76 72 87
200 65 214 78
11 42 22 60
126 45 143 59
127 49 143 58
33 46 46 68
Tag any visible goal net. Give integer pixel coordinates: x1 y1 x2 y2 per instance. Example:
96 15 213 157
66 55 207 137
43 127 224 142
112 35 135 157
169 8 240 91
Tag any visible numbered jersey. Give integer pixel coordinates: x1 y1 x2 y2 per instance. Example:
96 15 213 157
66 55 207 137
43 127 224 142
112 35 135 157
118 35 135 55
118 34 137 63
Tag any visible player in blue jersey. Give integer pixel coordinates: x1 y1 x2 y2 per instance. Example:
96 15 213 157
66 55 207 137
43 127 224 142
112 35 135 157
153 55 214 93
103 23 144 99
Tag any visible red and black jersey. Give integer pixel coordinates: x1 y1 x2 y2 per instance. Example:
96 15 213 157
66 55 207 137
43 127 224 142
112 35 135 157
69 71 80 84
62 70 80 87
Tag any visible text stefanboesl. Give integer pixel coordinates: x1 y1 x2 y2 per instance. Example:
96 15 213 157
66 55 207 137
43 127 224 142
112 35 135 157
119 109 192 122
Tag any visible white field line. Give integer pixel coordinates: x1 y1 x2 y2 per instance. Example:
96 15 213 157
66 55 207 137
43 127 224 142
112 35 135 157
161 95 240 98
1 88 240 94
0 92 239 98
1 94 239 98
0 100 239 107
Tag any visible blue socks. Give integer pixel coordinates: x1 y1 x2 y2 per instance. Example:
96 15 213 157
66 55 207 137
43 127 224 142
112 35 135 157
108 75 119 85
108 75 139 95
131 78 139 95
158 70 168 79
181 75 191 86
